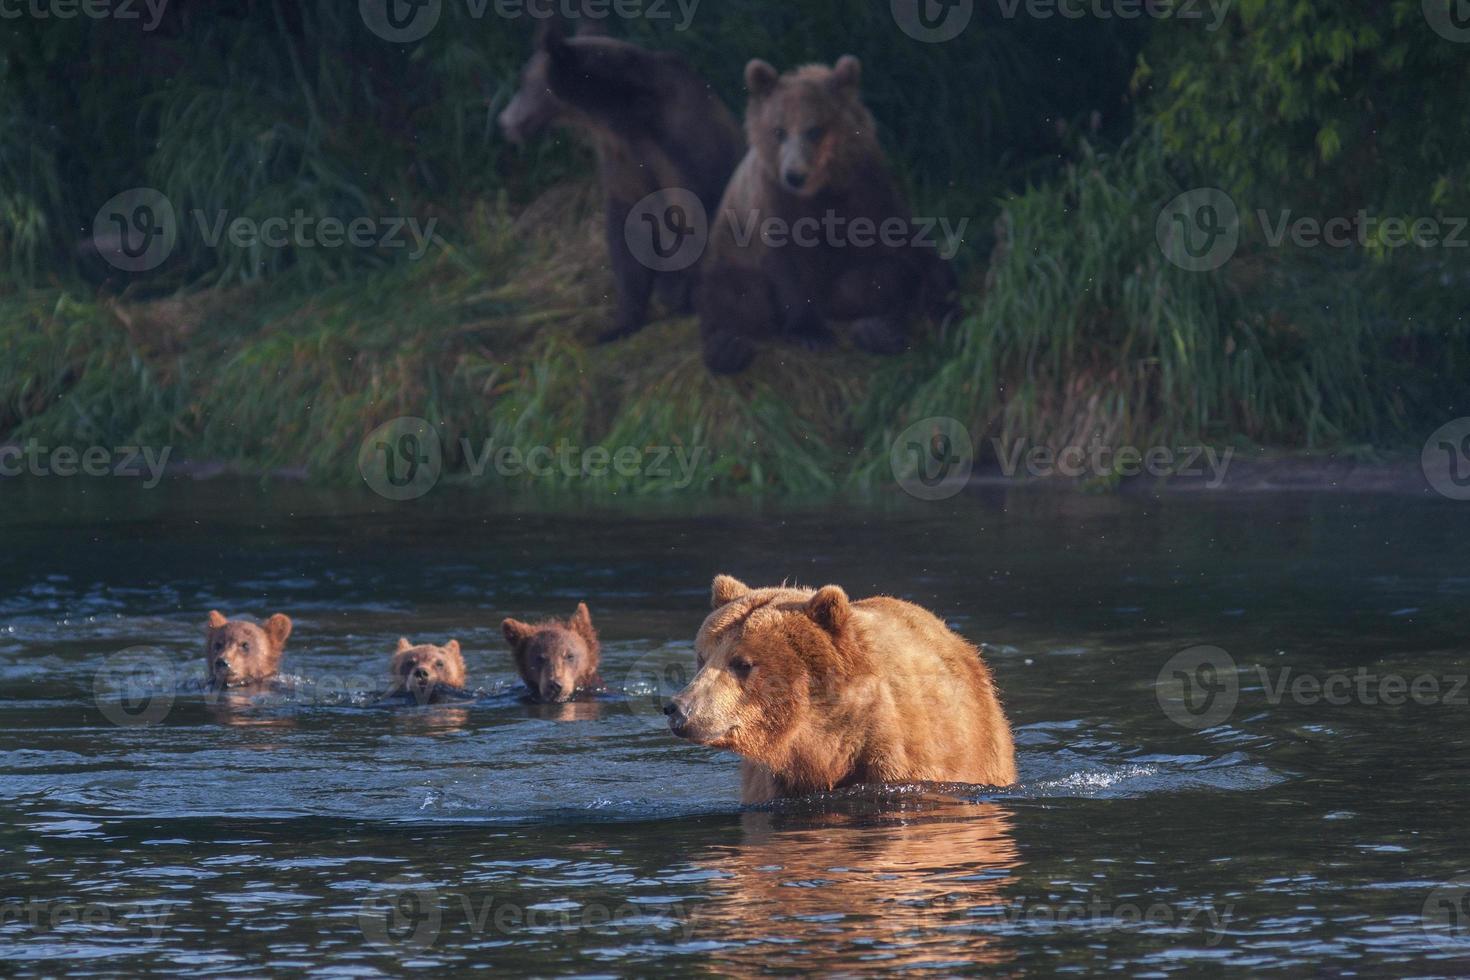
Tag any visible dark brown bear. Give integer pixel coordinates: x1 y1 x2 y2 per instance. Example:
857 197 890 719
204 610 291 689
499 15 743 343
501 602 604 703
697 56 956 374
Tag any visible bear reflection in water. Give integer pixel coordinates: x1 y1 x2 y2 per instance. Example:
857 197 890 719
691 800 1019 970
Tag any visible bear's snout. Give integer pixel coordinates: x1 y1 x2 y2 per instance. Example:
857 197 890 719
664 696 691 737
214 657 230 672
783 170 807 190
412 666 430 681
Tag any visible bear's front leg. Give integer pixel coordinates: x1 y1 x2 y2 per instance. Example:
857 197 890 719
697 263 773 374
830 257 919 355
768 259 836 351
599 200 658 344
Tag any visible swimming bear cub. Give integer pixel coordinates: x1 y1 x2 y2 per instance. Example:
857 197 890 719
665 576 1016 804
501 602 604 703
205 610 291 689
385 637 470 704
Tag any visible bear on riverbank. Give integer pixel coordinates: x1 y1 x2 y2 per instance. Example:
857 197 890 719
498 15 743 343
386 637 469 704
664 576 1015 803
501 602 604 703
698 56 956 374
204 610 291 689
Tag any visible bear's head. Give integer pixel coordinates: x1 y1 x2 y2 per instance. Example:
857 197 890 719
666 575 867 760
501 602 602 703
498 12 606 144
388 637 468 700
204 610 291 688
743 55 875 198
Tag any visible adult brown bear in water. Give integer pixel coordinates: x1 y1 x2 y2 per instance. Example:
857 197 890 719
499 14 743 342
697 56 956 374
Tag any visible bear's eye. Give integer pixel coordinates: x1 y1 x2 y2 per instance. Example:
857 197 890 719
805 126 825 142
730 658 753 680
774 127 788 143
435 659 444 669
214 640 224 651
241 642 250 652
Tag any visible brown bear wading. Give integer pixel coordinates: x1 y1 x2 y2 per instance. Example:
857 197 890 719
498 12 743 343
204 610 291 688
667 576 1016 804
502 602 604 703
387 637 468 701
698 56 957 374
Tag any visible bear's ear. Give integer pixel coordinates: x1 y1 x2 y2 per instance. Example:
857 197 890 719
502 618 535 648
206 610 228 630
570 602 595 637
711 574 751 608
832 55 861 92
396 637 413 653
443 639 461 658
804 585 851 634
745 59 779 98
264 613 292 648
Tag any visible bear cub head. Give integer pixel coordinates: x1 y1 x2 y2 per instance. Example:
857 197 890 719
205 610 291 688
501 602 603 703
387 638 468 702
743 55 873 199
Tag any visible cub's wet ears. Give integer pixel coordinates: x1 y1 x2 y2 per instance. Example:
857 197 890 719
264 613 293 647
396 637 413 653
502 618 534 647
805 585 851 633
832 55 861 91
206 610 228 630
711 574 751 608
443 639 461 657
745 58 779 98
570 602 596 640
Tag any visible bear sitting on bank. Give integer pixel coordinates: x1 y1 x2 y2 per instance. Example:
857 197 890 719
204 610 291 689
502 602 604 703
697 56 956 374
664 576 1016 804
498 14 743 343
385 637 470 704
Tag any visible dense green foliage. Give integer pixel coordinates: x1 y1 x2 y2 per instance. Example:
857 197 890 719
1 1 1465 493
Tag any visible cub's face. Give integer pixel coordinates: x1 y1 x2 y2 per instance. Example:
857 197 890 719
502 603 601 703
205 611 291 688
667 576 853 759
745 56 864 198
388 639 467 698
